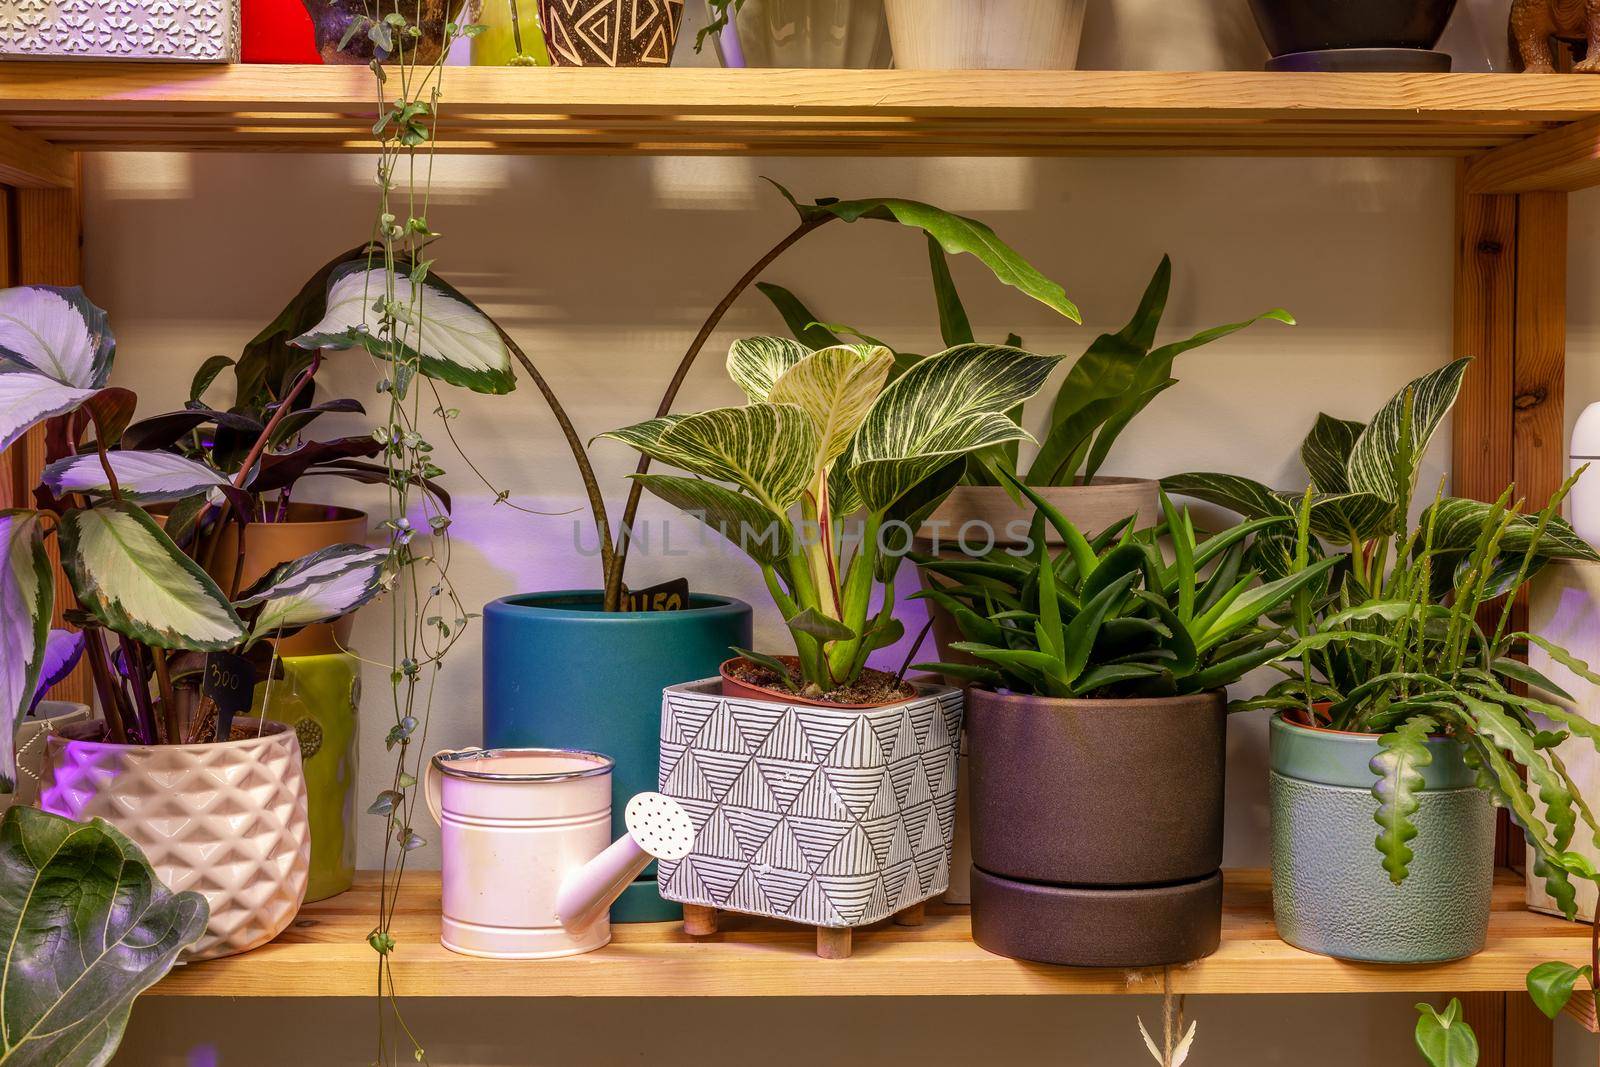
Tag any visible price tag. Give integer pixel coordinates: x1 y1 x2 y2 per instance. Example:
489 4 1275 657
620 578 690 613
193 651 256 743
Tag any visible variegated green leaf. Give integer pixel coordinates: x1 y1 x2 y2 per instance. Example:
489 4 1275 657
846 344 1058 514
59 503 245 651
0 285 114 389
595 415 703 471
768 344 894 471
291 263 515 395
1420 497 1599 561
1275 489 1396 543
659 405 818 515
726 336 811 404
42 451 230 504
1347 359 1469 502
0 370 97 455
238 544 389 643
1300 413 1365 495
628 474 792 567
1161 472 1294 522
1370 716 1435 884
0 512 52 791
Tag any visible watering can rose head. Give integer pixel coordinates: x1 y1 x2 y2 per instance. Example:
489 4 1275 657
599 337 1062 702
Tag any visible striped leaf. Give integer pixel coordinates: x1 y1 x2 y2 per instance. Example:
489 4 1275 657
1161 472 1294 522
237 544 389 643
595 415 701 471
0 370 97 455
1347 359 1470 502
628 474 791 567
292 263 515 395
0 285 113 389
60 503 245 651
846 344 1059 514
658 405 819 515
727 336 811 403
768 344 894 470
1300 413 1364 494
0 512 51 791
42 451 230 504
1419 497 1600 562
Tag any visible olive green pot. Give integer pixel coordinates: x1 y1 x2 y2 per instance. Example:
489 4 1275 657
1269 713 1495 963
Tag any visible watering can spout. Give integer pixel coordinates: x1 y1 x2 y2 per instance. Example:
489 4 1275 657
555 793 695 936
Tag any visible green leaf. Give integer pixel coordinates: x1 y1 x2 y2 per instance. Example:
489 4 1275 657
786 607 855 643
0 285 115 389
42 451 231 505
1348 359 1470 503
731 647 798 693
629 474 791 568
847 344 1059 514
911 661 1004 687
1160 472 1294 523
1492 656 1575 703
1527 962 1592 1020
656 405 818 516
726 336 811 404
769 344 895 470
1192 556 1339 652
291 261 516 395
1059 571 1138 686
1370 716 1436 884
1414 999 1479 1067
59 502 246 650
1422 497 1599 563
236 544 390 643
754 283 844 351
0 806 208 1066
0 511 52 791
1300 413 1364 494
925 235 975 347
188 354 234 403
0 369 98 454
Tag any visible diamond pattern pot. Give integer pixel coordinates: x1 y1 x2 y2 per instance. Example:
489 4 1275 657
656 679 963 929
40 719 310 961
538 0 683 65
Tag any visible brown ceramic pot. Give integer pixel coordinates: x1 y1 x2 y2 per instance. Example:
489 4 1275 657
539 0 684 65
965 687 1226 966
206 503 368 657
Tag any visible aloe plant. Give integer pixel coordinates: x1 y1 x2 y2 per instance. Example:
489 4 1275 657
760 251 1291 488
601 339 1060 696
913 476 1337 697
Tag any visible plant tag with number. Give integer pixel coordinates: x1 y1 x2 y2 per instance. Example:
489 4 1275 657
621 578 690 613
195 651 256 743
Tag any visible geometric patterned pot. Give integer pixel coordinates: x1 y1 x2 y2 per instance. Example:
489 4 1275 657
0 0 240 60
657 679 963 932
538 0 683 65
39 718 310 961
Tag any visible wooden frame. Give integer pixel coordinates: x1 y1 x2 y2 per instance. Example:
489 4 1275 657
3 66 1599 1066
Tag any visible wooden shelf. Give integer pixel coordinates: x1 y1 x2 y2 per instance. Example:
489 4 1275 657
5 67 1600 184
146 868 1590 998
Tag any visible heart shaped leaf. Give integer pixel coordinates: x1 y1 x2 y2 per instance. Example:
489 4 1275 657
0 285 114 389
42 451 231 504
0 511 52 791
769 344 895 471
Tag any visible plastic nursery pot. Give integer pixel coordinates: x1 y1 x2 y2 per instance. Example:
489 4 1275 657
884 0 1089 70
39 718 310 962
965 687 1226 967
1269 711 1495 963
482 590 752 922
709 0 891 68
1246 0 1460 71
718 656 915 709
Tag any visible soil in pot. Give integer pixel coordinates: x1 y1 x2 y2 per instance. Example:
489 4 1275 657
720 655 916 707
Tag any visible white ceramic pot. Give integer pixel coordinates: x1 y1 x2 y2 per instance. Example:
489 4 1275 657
710 0 891 67
0 701 93 811
885 0 1087 69
39 718 310 961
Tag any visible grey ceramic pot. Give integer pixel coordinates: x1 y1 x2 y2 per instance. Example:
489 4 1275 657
1269 713 1495 963
966 688 1226 966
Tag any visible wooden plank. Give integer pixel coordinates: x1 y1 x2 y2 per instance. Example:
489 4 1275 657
1466 114 1600 194
0 120 74 188
1452 172 1518 510
1513 192 1567 518
145 869 1591 999
1506 993 1555 1067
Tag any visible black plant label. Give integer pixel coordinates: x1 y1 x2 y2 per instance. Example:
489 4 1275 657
620 578 690 613
193 651 256 743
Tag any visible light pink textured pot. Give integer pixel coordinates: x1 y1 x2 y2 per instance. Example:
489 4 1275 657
40 719 310 961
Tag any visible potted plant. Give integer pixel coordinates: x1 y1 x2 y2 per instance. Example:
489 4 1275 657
884 0 1089 69
699 0 891 67
917 479 1335 966
0 283 390 960
1247 0 1461 71
603 336 1063 956
539 0 685 64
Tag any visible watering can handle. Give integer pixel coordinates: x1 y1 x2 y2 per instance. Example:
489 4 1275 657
424 747 481 827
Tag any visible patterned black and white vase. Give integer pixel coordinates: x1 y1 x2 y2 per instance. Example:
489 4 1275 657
656 679 963 929
538 0 683 65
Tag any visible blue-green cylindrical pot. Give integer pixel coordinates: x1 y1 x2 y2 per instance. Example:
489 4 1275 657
1269 713 1496 963
483 590 752 922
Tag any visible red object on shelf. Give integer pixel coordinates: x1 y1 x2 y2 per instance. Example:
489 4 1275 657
242 0 321 63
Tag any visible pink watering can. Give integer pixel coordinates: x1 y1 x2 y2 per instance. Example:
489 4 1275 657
425 747 695 959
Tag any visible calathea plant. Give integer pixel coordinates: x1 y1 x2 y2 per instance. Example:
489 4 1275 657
600 337 1061 701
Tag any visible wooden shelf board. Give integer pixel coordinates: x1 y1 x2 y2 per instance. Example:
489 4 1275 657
147 868 1590 998
6 67 1600 171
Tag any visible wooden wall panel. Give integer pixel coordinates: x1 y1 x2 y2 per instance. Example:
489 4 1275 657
1513 192 1567 516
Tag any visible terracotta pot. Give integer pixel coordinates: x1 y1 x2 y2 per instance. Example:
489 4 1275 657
539 0 684 65
966 687 1226 966
39 718 310 961
718 656 912 709
206 502 368 658
885 0 1088 69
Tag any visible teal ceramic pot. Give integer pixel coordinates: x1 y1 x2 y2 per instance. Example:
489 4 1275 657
1269 713 1495 963
483 590 752 921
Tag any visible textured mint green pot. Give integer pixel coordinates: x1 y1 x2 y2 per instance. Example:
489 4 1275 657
1269 713 1495 963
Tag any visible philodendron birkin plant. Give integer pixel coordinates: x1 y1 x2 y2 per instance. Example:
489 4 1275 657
0 284 391 766
601 336 1062 704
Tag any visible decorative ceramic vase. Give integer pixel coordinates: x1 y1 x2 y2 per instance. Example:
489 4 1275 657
709 0 890 68
299 0 450 62
483 591 752 921
966 688 1226 967
471 0 552 64
39 718 310 962
1246 0 1461 71
884 0 1088 69
0 702 93 811
538 0 684 65
1270 713 1495 963
1 0 240 59
255 653 360 902
656 678 963 951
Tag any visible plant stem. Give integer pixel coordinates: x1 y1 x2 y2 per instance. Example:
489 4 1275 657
118 635 158 745
232 351 324 491
603 215 833 609
83 628 128 744
153 649 179 744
